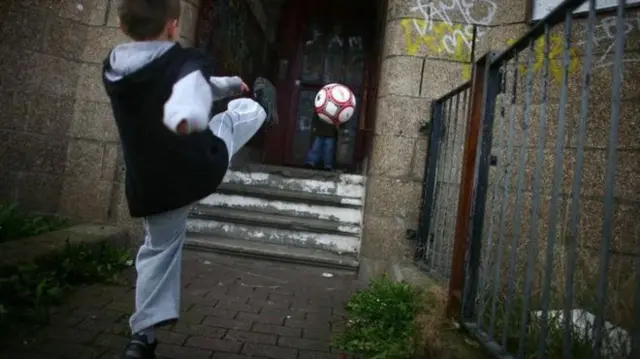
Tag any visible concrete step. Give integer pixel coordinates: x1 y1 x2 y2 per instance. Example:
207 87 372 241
217 183 363 207
223 167 365 199
199 192 363 224
191 205 361 236
185 234 359 271
190 165 366 260
229 163 362 182
186 218 360 255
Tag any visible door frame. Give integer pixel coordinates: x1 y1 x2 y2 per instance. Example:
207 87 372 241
263 0 381 171
194 0 384 172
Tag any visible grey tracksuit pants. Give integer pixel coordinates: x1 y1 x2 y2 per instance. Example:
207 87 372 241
129 98 266 334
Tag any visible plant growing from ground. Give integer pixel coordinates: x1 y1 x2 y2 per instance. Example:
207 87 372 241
0 202 69 242
0 240 132 326
480 286 614 358
333 275 423 359
474 241 634 358
415 284 488 359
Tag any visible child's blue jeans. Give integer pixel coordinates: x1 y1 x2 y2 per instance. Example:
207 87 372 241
305 136 336 169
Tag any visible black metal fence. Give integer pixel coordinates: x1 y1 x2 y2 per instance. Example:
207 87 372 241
416 82 471 280
417 0 640 357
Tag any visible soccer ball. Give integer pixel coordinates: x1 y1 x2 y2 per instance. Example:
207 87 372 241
314 83 356 126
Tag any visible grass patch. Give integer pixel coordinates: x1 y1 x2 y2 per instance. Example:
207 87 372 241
333 276 487 359
333 276 423 359
0 202 69 242
0 240 132 327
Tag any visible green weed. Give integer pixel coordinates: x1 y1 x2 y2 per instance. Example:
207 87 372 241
0 240 131 326
0 202 68 242
333 276 424 359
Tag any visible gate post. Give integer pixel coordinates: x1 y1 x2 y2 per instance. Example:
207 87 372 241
446 53 495 319
461 52 501 322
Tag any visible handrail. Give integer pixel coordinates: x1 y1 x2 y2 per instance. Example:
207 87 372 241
433 80 472 103
489 0 588 66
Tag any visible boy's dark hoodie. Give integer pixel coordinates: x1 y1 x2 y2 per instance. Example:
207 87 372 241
102 41 242 218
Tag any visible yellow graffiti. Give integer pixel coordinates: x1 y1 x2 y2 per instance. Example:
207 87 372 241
506 36 581 83
400 18 583 83
401 19 472 80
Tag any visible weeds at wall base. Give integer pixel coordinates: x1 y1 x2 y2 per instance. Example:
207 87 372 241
474 288 628 359
0 240 132 330
333 275 487 359
417 285 487 359
0 202 69 243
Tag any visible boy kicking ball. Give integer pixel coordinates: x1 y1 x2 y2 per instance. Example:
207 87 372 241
102 1 277 358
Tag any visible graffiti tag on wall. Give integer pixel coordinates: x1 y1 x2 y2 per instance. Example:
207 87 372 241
506 13 640 81
400 0 640 82
506 36 581 83
582 13 640 70
401 0 497 80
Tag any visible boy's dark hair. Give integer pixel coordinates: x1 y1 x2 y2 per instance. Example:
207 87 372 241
118 0 181 40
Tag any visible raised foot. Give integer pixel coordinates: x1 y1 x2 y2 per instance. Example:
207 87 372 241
253 76 278 127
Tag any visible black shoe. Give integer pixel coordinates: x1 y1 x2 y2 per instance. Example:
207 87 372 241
120 334 156 359
253 77 278 126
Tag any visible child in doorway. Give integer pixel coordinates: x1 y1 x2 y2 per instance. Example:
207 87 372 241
304 113 341 170
102 1 277 358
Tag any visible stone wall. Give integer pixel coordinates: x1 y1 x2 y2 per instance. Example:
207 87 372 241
0 0 200 227
481 9 640 328
359 0 531 274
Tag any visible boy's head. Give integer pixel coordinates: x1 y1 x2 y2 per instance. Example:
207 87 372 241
118 0 181 41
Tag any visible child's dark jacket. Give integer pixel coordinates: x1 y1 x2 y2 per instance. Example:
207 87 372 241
311 113 341 138
102 42 230 218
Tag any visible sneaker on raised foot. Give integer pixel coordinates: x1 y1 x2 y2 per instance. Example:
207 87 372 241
253 77 278 126
120 334 156 359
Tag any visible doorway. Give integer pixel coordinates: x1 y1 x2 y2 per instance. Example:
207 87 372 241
262 0 381 173
196 0 384 173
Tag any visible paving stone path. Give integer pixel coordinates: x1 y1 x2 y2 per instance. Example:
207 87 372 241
1 251 364 359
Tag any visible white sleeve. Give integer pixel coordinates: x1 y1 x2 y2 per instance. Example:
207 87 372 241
163 70 213 134
209 76 243 101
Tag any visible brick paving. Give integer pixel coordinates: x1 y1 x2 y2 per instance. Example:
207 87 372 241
1 251 364 359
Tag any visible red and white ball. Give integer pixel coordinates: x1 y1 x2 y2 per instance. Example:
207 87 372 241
314 83 356 126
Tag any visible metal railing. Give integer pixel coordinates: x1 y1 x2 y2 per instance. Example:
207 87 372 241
416 0 639 357
416 81 471 280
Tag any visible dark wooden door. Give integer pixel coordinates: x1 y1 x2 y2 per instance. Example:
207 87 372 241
262 0 374 170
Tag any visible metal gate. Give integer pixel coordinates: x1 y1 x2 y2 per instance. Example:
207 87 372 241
416 0 639 357
416 83 471 280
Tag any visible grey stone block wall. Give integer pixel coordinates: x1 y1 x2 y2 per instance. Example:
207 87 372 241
0 0 200 229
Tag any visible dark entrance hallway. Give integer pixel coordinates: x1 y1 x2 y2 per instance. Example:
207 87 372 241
196 0 385 174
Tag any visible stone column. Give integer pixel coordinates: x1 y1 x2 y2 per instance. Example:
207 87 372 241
359 0 530 276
